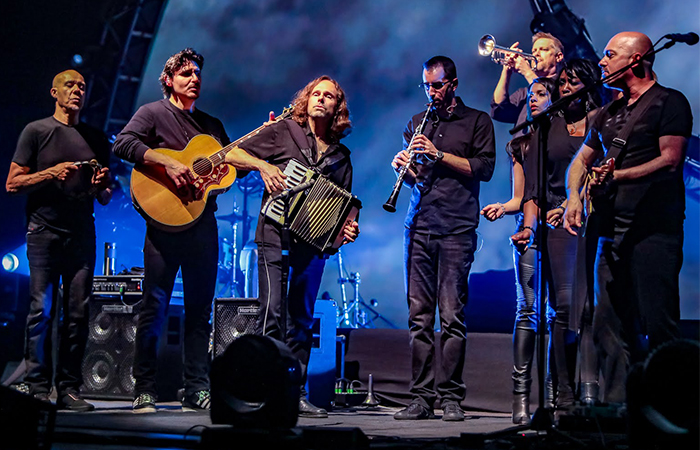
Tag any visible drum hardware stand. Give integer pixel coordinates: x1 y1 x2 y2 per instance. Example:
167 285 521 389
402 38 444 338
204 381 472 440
334 249 396 329
216 205 244 298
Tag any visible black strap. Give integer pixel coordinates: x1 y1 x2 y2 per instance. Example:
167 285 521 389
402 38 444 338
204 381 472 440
283 119 315 166
605 84 664 166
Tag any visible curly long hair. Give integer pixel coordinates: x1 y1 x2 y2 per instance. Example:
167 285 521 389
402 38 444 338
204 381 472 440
291 75 352 141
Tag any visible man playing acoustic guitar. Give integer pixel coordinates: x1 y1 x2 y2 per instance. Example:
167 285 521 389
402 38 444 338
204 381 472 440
113 48 284 413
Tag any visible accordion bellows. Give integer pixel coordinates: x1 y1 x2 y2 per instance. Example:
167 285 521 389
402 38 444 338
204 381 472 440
263 159 362 254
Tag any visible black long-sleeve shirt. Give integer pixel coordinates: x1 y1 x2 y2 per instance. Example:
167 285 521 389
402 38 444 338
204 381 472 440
112 99 230 163
112 98 230 216
403 97 495 235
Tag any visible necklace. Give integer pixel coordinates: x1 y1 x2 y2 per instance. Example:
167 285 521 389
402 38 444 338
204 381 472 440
567 117 586 136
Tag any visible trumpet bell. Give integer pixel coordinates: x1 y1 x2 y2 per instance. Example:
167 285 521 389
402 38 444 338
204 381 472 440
478 34 496 57
477 33 537 69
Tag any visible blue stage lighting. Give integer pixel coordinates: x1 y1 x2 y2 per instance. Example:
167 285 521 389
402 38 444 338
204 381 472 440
2 253 19 272
1 245 29 276
72 54 83 67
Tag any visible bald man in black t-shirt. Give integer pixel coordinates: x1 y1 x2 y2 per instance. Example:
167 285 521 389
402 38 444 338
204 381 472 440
564 32 693 404
6 69 111 411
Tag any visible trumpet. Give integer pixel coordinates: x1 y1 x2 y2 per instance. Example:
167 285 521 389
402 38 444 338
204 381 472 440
383 102 433 213
478 34 538 69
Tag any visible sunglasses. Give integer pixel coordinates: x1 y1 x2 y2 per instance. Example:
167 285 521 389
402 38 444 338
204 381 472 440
419 80 454 91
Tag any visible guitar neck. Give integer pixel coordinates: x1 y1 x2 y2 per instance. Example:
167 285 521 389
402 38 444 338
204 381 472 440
212 109 293 164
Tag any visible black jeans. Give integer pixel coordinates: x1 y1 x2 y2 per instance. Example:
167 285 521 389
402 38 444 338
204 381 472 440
256 223 326 388
133 212 218 398
593 230 682 403
24 222 96 396
404 229 475 408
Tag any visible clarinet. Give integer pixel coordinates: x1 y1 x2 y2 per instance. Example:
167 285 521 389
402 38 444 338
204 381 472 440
383 102 434 213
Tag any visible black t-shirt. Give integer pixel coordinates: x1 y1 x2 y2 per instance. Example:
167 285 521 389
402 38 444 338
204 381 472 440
12 116 111 232
404 97 496 235
239 119 353 243
584 83 693 235
524 115 585 209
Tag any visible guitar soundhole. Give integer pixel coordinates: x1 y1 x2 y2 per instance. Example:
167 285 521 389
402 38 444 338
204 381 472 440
192 158 213 177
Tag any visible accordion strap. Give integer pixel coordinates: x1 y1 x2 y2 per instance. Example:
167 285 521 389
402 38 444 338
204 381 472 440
284 119 315 167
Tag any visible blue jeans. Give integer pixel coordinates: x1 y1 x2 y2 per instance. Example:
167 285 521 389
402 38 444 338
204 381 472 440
404 229 475 408
24 222 96 395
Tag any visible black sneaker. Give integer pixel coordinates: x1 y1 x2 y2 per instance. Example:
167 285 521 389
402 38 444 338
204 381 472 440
57 390 95 412
133 393 157 414
394 402 435 420
182 390 211 412
33 392 51 403
441 403 465 421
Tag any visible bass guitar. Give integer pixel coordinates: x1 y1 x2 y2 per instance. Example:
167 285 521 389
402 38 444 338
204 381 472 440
130 106 292 231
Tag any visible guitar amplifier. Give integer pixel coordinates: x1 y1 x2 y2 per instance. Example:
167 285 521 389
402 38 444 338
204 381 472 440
92 275 144 296
212 298 261 358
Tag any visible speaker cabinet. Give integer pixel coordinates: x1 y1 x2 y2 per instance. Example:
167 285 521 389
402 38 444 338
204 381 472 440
212 298 260 359
213 298 337 408
80 296 183 400
306 299 337 410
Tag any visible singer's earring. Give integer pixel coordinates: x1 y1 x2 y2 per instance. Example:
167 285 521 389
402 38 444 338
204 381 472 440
585 99 591 112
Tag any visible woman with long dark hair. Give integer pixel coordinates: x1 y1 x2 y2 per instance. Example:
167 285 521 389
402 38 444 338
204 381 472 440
511 59 608 414
481 76 557 425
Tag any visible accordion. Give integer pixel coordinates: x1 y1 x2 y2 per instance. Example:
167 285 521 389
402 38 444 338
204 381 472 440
263 159 362 254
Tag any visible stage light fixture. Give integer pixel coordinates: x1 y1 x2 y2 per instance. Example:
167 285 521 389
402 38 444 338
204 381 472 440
72 54 84 67
0 244 29 276
2 253 19 272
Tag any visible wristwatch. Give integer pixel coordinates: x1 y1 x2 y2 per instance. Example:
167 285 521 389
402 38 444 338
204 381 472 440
435 150 444 162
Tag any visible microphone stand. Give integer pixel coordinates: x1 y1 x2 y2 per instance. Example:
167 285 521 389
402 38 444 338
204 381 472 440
280 195 291 341
275 183 314 343
505 35 681 436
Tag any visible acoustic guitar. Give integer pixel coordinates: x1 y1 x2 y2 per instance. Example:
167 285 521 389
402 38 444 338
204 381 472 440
130 106 292 231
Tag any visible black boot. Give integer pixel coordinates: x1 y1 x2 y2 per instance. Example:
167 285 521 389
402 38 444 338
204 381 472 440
512 328 536 425
551 323 577 411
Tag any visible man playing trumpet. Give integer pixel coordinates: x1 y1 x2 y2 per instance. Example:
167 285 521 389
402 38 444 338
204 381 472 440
491 32 565 135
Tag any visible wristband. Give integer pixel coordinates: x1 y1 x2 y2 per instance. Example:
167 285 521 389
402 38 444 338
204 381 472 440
522 225 535 234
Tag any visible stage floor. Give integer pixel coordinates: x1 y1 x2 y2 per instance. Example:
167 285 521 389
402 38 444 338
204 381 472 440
45 398 631 450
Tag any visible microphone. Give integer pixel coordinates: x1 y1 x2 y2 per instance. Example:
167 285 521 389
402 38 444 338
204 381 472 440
664 32 699 45
276 180 313 200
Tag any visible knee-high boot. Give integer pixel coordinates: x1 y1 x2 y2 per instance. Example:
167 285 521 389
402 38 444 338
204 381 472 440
512 328 536 425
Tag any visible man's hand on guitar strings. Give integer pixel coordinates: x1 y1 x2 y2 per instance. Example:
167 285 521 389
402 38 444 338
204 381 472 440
164 158 194 190
589 157 615 197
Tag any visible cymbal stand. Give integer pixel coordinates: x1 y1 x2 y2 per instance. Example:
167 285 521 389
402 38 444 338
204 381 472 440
334 249 397 329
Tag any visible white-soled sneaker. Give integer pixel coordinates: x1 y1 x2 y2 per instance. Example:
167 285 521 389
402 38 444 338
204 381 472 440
182 390 211 412
133 393 157 414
